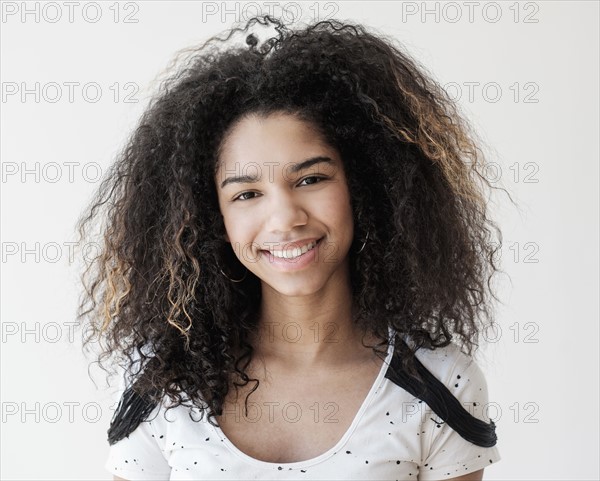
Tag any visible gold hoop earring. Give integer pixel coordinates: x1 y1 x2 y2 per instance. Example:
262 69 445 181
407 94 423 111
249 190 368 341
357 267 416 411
219 266 248 283
356 230 370 254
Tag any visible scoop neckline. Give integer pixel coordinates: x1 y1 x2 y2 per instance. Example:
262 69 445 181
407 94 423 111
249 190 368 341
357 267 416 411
210 328 396 469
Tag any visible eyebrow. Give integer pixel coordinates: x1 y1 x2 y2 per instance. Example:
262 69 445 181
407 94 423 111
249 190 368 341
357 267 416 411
219 156 335 189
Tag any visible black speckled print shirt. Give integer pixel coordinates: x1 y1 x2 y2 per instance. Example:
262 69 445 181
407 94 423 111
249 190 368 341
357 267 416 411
106 336 501 480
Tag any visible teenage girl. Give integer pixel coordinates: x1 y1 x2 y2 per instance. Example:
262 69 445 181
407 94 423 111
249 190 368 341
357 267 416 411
77 15 505 480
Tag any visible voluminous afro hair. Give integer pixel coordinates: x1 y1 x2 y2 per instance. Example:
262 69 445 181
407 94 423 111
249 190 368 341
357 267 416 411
77 15 507 431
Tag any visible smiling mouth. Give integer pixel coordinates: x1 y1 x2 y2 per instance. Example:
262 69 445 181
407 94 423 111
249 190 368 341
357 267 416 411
262 238 323 260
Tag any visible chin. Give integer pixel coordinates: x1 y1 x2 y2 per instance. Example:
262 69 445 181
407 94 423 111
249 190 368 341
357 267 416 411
261 277 327 298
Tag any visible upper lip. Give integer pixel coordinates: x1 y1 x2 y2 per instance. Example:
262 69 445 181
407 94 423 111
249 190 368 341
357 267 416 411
261 237 322 253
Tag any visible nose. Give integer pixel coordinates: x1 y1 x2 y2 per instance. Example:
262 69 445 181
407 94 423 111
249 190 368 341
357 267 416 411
264 189 308 234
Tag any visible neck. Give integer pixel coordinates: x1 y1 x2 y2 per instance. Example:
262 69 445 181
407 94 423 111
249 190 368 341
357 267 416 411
251 269 372 371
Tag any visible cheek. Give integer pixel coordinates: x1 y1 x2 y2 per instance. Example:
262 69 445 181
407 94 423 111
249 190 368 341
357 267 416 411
315 194 354 258
223 212 253 243
320 185 354 225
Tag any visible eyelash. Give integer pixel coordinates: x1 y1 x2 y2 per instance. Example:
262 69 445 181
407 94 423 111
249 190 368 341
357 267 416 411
233 175 327 202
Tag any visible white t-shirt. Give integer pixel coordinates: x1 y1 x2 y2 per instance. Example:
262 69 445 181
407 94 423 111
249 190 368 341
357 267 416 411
105 338 501 480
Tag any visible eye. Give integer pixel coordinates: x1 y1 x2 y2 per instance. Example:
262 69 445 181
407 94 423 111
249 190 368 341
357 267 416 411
298 175 327 186
233 191 259 202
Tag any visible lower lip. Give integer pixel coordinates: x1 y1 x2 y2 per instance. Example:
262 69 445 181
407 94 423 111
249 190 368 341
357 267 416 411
261 238 323 271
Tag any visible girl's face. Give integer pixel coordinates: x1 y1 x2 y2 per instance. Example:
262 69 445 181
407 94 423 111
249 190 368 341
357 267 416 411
214 112 355 297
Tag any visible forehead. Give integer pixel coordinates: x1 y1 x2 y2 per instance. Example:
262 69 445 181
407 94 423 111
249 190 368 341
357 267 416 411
216 113 338 170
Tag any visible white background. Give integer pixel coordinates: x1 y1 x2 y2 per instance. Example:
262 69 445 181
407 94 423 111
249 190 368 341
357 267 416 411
1 1 598 479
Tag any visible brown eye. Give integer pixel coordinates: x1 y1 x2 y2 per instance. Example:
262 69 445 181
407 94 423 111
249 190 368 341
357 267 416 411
233 191 259 201
299 175 326 186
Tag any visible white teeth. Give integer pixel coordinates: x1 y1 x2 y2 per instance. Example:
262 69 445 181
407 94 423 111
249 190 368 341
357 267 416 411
269 241 317 259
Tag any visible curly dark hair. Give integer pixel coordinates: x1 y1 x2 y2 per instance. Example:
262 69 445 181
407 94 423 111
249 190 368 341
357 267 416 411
76 15 509 432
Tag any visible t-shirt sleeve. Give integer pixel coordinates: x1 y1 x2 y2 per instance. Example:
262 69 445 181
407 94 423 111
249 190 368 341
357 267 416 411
417 349 501 480
104 404 172 481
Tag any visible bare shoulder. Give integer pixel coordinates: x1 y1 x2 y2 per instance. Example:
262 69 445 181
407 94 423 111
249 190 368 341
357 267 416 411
113 476 128 481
